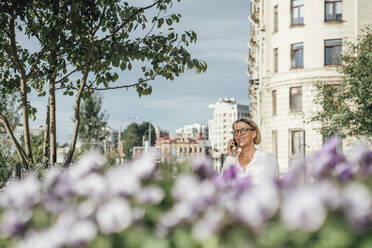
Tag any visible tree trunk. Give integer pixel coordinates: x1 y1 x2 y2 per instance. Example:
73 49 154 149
0 114 29 169
64 81 86 167
48 0 59 166
49 76 57 165
8 9 33 168
43 100 50 167
64 15 95 166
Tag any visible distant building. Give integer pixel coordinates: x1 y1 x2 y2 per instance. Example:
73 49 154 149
155 132 206 164
208 97 250 170
176 123 208 140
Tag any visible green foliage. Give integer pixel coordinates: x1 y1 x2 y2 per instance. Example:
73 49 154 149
0 140 18 185
104 150 120 168
312 26 372 139
79 93 109 153
0 0 207 170
122 122 156 159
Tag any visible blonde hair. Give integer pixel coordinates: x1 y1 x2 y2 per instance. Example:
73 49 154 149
232 118 261 145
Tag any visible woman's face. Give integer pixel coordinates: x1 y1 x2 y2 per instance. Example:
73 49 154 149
233 121 256 147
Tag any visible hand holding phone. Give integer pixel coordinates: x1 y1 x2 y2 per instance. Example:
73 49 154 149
227 139 238 157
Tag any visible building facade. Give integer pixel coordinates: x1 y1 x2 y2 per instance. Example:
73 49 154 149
155 133 206 164
208 98 250 170
248 0 372 174
176 123 208 140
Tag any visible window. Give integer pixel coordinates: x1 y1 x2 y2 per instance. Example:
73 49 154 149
325 39 342 65
272 90 277 115
290 130 305 155
291 0 304 25
291 43 304 68
273 5 278 32
272 130 278 158
325 0 342 21
273 48 278 72
290 87 302 112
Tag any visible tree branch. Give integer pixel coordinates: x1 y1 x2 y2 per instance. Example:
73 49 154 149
87 75 157 91
55 68 79 84
99 0 163 42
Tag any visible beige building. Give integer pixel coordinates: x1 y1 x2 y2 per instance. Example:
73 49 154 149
248 0 372 173
155 133 206 163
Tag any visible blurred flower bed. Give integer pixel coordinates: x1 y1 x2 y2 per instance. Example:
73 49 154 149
1 137 372 248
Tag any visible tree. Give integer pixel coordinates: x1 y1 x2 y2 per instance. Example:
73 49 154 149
0 0 207 171
312 27 372 141
122 122 156 159
78 93 108 153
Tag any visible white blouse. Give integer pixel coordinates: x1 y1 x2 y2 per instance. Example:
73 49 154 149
221 149 279 185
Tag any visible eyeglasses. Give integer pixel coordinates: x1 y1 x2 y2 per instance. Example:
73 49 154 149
232 128 255 136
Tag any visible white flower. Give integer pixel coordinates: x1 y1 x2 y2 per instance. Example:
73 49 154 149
136 186 164 205
68 152 105 182
66 219 97 247
158 202 193 229
342 182 371 225
192 206 224 240
0 173 40 209
130 151 157 179
172 174 200 201
96 198 132 234
237 178 279 229
281 184 326 232
315 180 341 209
132 207 145 222
73 172 107 201
105 167 140 197
42 167 63 189
252 178 279 218
19 230 62 248
237 192 264 229
78 200 97 219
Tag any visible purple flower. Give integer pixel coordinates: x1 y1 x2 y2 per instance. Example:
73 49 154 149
307 136 345 180
234 175 253 193
333 162 353 182
191 155 217 180
0 209 31 238
277 164 305 188
221 165 239 181
359 150 372 175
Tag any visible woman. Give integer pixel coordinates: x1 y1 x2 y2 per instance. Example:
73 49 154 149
221 118 279 184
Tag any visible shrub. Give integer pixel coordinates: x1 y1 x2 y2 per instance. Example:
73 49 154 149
0 137 371 248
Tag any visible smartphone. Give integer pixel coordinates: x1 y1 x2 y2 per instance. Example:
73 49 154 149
233 139 238 148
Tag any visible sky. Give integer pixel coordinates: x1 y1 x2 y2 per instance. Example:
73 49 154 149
28 0 251 143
